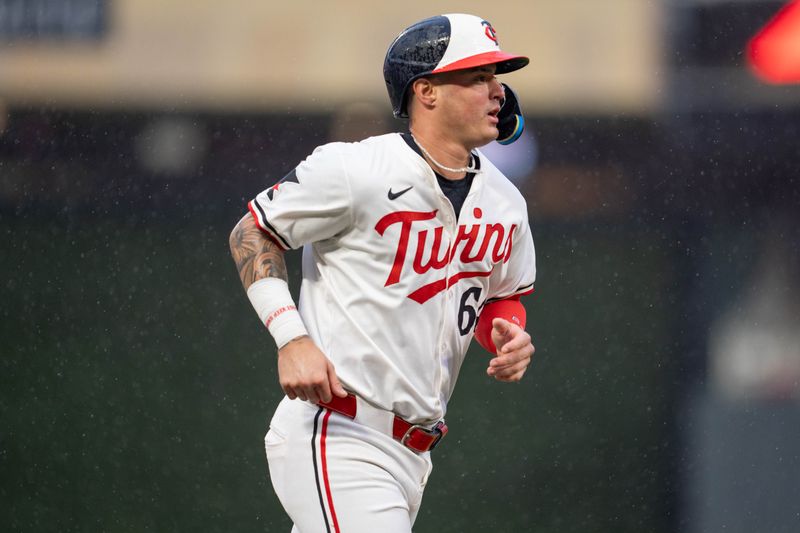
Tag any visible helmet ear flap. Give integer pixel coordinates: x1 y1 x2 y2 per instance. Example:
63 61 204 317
496 83 525 145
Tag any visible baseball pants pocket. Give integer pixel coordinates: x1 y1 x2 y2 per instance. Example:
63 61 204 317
265 425 288 451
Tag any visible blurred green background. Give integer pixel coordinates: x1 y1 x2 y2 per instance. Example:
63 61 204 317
2 215 673 532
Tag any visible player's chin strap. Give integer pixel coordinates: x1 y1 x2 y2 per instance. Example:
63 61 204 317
496 83 525 145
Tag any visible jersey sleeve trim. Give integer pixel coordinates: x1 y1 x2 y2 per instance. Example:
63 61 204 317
481 283 534 309
511 283 535 298
247 199 291 251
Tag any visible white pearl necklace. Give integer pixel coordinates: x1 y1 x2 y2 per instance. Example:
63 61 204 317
412 135 482 175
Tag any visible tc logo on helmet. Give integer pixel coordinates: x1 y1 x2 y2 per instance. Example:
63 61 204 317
481 20 498 44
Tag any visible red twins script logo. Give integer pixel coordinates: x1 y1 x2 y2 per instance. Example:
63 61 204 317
375 208 516 303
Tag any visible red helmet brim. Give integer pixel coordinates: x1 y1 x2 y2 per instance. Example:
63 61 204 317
432 51 529 75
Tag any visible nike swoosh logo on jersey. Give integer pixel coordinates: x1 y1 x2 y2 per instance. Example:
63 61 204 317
388 186 413 200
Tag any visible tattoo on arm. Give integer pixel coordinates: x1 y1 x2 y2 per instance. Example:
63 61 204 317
229 214 288 289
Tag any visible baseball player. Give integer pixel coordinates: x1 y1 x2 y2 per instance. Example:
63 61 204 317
229 13 536 532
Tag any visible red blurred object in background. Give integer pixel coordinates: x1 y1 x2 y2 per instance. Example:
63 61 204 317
746 0 800 84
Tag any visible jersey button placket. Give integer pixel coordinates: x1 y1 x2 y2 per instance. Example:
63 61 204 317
436 195 455 402
444 197 459 356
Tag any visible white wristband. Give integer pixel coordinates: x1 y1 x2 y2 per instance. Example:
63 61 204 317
246 278 308 349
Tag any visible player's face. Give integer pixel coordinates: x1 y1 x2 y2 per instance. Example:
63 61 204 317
433 65 505 148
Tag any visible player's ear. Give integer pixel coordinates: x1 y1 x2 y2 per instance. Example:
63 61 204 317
410 77 437 111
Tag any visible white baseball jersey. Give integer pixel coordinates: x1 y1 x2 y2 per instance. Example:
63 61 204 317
249 133 535 425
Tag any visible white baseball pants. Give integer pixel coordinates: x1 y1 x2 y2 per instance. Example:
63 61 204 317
265 396 434 533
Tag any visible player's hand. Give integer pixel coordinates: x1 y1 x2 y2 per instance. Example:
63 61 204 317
277 336 348 403
487 318 535 382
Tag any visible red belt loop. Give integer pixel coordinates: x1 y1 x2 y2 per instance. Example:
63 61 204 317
317 393 448 453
